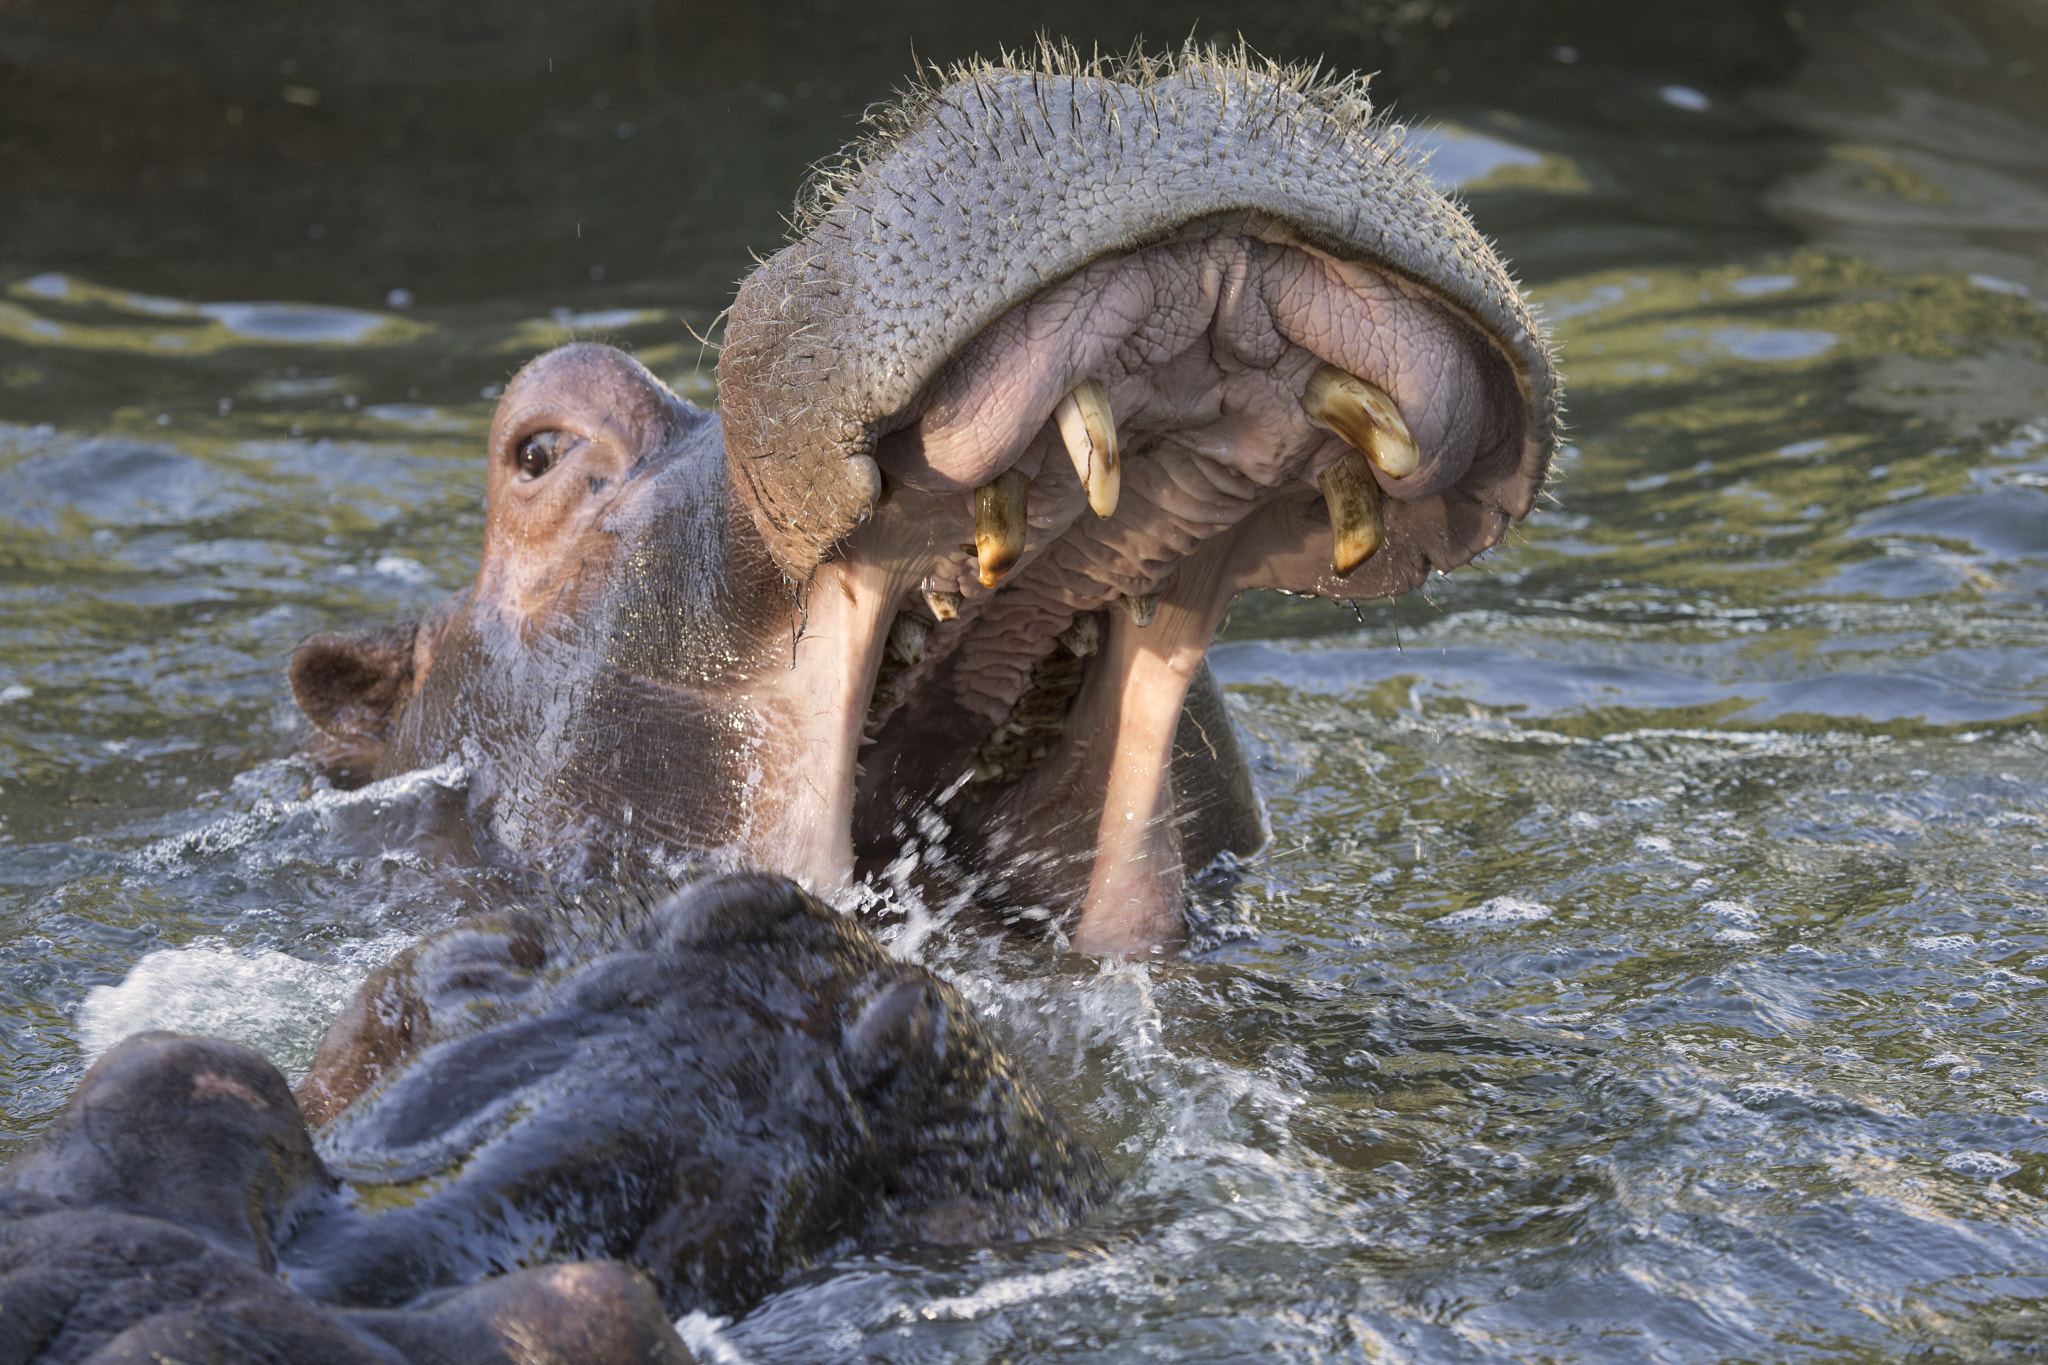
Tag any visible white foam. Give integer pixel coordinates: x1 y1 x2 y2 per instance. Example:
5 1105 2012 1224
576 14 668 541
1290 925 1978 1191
76 945 386 1080
904 1263 1102 1322
673 1312 751 1364
132 761 468 873
1943 1151 2020 1180
1913 935 1976 953
1703 900 1758 925
1435 897 1554 929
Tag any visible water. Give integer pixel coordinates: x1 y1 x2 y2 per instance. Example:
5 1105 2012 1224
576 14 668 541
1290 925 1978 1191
4 0 2047 1358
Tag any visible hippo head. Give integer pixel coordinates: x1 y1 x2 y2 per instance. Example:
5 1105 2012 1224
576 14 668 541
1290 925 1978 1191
282 872 1109 1316
292 50 1559 952
0 874 1100 1356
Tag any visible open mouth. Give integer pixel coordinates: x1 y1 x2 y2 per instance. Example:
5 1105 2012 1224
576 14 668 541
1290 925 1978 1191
718 50 1558 951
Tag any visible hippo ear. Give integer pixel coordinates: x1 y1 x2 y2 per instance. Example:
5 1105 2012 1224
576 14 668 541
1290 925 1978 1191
843 971 950 1093
289 623 419 742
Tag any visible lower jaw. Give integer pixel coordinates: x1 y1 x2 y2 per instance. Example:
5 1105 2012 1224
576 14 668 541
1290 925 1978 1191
737 493 1320 950
965 540 1250 953
732 610 1215 953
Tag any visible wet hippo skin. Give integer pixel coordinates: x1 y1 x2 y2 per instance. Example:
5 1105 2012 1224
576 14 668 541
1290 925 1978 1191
0 1037 691 1365
289 48 1559 956
0 874 1108 1363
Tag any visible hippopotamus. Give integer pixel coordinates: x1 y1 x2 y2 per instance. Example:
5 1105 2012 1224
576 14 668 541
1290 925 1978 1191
288 49 1559 955
1 873 1108 1362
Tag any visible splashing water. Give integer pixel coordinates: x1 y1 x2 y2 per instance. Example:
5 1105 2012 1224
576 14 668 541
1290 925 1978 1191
3 2 2048 1359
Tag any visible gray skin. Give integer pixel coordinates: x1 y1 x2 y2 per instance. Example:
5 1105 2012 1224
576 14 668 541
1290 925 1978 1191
0 1035 692 1365
1 874 1107 1362
291 49 1558 955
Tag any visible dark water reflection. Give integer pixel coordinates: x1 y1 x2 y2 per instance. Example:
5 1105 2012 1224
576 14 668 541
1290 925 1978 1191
3 1 2046 1359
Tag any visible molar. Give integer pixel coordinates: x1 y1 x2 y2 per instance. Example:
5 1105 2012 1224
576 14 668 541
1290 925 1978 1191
1118 593 1159 627
967 614 1097 792
1317 448 1385 576
1054 380 1120 519
922 589 963 622
973 470 1029 588
1301 364 1419 480
887 613 930 666
867 611 933 719
1055 611 1099 658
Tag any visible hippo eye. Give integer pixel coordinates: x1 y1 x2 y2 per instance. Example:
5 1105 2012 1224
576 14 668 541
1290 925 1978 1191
515 430 569 480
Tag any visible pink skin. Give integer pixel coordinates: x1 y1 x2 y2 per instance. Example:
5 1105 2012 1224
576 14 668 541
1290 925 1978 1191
963 495 1343 954
841 226 1508 953
880 231 1484 503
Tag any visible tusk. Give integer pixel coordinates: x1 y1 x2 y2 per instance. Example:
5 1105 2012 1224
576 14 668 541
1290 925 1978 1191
1318 449 1385 576
1301 364 1419 479
1117 592 1159 627
1054 380 1120 519
973 469 1029 588
922 589 962 622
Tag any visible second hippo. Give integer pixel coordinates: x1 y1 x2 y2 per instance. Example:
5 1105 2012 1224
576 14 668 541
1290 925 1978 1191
1 873 1108 1362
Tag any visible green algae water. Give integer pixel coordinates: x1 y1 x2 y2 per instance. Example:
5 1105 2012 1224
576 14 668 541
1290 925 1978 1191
3 1 2046 1358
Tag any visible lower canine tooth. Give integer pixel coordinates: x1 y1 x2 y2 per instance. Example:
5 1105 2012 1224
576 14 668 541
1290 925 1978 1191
922 589 962 622
1054 380 1121 519
1118 593 1159 627
973 469 1029 588
1301 364 1419 479
1318 448 1385 576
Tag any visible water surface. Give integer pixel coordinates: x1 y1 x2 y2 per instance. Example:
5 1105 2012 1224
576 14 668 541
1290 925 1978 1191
3 1 2046 1359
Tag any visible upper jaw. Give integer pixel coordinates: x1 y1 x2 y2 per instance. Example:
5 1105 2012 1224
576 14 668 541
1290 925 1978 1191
716 49 1557 585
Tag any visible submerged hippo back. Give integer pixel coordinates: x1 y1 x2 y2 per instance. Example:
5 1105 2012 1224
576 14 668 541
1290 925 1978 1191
281 873 1109 1316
